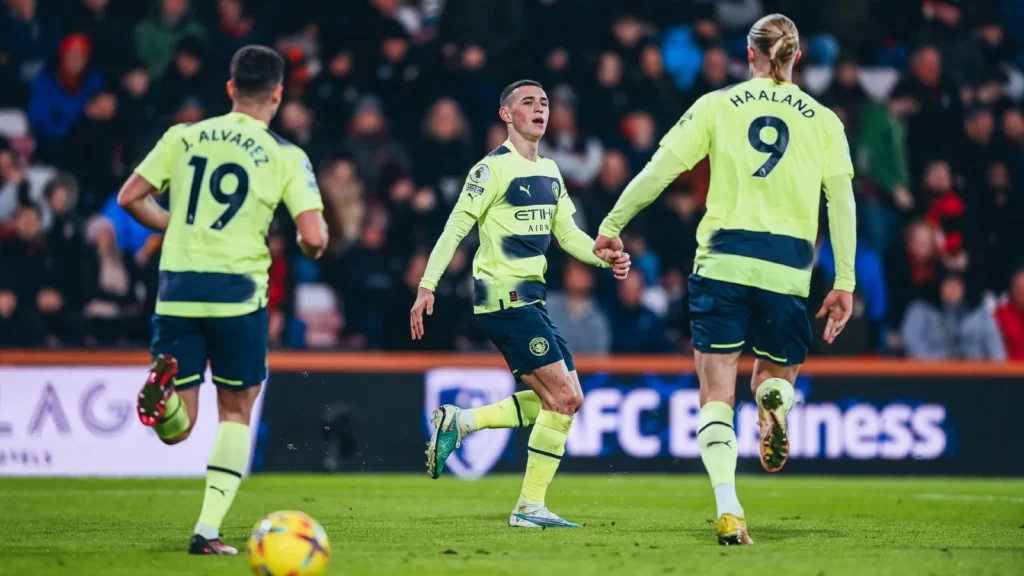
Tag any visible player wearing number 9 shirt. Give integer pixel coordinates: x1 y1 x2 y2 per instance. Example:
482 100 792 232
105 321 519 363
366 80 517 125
116 45 327 556
596 14 856 545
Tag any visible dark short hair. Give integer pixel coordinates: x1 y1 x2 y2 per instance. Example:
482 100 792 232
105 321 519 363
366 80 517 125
230 45 285 101
499 79 543 107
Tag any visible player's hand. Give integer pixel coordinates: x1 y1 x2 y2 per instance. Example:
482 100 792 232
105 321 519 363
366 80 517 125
610 251 631 280
816 289 854 344
593 235 624 263
410 287 434 340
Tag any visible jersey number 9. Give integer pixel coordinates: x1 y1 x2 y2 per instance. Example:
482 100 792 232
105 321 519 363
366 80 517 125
747 116 790 178
185 156 250 229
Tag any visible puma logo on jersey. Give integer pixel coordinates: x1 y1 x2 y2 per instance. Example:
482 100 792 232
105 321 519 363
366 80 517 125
520 185 531 196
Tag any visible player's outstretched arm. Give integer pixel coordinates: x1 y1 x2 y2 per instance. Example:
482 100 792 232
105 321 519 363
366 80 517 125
411 195 481 340
595 146 686 257
598 96 711 257
117 172 169 233
551 206 630 280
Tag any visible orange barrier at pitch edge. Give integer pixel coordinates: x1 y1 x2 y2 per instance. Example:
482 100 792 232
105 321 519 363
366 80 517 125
1 350 1024 377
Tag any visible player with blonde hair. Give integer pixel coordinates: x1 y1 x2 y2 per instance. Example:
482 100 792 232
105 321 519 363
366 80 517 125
595 14 856 545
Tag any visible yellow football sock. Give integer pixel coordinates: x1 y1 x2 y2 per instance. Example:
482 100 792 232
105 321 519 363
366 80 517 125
195 421 250 538
468 391 540 430
520 410 572 504
154 391 190 440
756 377 795 412
698 401 737 487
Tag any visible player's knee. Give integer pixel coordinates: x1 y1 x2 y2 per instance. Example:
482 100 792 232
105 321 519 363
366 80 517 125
569 389 584 414
548 386 579 416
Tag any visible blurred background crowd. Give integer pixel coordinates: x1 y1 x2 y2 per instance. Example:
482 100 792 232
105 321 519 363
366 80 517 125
0 0 1023 360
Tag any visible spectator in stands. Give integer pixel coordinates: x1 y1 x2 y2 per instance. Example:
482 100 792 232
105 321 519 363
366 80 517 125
306 46 360 135
383 249 460 351
115 59 157 178
978 162 1024 292
889 45 962 186
59 87 119 206
157 35 215 120
914 0 985 87
0 203 81 346
0 140 52 230
82 214 137 345
685 46 733 109
43 174 85 312
415 97 475 206
618 110 659 175
27 33 103 163
920 160 969 270
334 209 397 349
584 150 630 237
539 100 603 190
0 0 59 108
1001 107 1024 204
267 220 290 348
885 219 942 346
343 96 411 196
958 108 998 200
134 0 206 79
208 0 267 98
317 157 365 253
901 272 1006 361
609 266 671 353
547 259 611 354
586 51 630 138
994 268 1024 360
648 189 701 275
62 0 135 79
631 41 682 133
276 98 326 171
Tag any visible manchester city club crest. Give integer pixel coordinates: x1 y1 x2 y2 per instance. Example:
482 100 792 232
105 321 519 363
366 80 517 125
529 337 550 356
551 181 560 197
424 369 515 479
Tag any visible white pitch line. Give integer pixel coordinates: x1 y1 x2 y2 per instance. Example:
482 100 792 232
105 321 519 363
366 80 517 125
915 493 1024 504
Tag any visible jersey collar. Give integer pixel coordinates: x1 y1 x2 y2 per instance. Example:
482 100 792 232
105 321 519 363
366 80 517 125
503 139 540 163
227 111 269 128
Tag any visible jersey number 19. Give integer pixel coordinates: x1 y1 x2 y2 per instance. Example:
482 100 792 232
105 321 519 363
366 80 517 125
747 116 790 178
185 155 250 229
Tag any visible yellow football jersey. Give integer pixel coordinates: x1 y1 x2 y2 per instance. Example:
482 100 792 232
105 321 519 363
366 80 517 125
602 77 855 297
135 112 324 318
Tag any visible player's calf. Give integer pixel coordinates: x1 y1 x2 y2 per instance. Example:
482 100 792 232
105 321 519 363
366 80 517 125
138 354 196 445
513 363 578 526
192 385 260 554
751 361 798 473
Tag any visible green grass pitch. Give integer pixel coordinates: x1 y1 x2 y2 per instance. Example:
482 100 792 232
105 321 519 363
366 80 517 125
1 474 1022 575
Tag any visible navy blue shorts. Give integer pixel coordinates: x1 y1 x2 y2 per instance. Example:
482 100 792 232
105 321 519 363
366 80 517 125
688 274 811 366
150 307 268 390
477 302 575 376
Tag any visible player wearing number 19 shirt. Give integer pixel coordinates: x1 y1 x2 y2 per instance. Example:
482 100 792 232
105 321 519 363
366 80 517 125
116 45 327 556
596 14 856 545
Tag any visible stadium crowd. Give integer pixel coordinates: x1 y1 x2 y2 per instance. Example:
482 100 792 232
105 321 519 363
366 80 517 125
0 0 1023 359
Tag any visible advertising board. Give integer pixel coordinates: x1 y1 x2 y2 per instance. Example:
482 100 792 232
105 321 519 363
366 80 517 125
0 367 264 477
257 368 1024 477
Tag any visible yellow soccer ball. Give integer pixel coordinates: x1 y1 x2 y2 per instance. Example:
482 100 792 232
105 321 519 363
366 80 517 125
247 510 331 576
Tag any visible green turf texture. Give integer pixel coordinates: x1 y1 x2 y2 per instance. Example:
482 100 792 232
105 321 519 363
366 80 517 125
1 474 1021 575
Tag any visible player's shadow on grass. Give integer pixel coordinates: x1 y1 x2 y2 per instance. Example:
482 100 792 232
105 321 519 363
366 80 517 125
676 526 846 543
